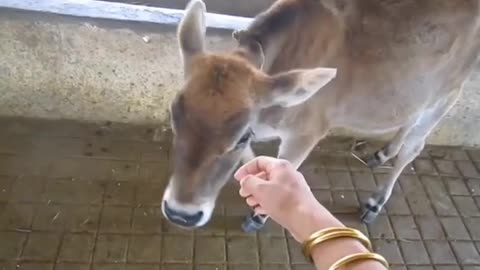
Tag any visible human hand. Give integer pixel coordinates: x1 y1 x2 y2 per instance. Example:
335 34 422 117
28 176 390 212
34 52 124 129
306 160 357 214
234 156 343 242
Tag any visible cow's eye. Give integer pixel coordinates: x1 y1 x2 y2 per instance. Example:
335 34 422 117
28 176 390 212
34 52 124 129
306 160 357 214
237 132 251 146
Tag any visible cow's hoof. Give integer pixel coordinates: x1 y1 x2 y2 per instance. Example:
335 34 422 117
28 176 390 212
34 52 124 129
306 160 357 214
242 214 266 233
360 203 380 224
232 29 248 41
364 151 383 168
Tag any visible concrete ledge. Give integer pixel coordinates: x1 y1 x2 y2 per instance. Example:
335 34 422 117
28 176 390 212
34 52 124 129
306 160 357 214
101 0 276 17
0 5 479 146
0 0 252 30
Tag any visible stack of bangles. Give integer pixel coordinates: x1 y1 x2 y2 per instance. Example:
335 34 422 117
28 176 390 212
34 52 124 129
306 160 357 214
302 227 389 270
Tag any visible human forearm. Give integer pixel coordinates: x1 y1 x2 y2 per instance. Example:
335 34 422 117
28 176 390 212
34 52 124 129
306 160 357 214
310 238 386 270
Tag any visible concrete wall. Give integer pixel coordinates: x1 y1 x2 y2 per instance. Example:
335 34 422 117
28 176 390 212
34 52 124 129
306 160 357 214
0 9 479 146
0 10 234 124
105 0 276 17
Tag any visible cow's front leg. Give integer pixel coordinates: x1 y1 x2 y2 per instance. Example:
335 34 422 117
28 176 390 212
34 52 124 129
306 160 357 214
242 133 326 233
277 134 324 169
241 145 256 165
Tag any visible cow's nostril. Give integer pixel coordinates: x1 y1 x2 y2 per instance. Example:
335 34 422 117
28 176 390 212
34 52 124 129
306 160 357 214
163 201 203 227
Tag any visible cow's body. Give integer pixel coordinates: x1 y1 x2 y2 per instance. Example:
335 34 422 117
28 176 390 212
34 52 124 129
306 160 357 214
161 0 480 228
253 0 479 141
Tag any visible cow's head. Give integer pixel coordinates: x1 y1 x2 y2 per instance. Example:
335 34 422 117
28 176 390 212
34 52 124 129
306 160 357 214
161 0 337 228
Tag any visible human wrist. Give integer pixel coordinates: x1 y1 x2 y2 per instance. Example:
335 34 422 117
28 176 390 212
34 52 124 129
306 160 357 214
310 237 372 270
287 200 344 242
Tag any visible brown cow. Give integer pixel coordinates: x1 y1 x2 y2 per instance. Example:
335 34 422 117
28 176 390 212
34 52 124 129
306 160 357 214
161 0 480 228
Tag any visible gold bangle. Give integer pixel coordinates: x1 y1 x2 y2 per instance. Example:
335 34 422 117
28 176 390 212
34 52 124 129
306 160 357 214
302 227 372 262
303 227 361 252
329 252 389 270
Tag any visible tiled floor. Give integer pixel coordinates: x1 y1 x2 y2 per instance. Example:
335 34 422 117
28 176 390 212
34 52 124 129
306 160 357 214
1 117 480 270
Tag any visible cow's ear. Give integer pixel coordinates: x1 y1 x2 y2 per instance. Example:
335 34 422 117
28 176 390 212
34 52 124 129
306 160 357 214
178 0 207 76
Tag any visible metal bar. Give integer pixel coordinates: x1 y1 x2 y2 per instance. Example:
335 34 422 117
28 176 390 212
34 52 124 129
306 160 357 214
0 0 253 30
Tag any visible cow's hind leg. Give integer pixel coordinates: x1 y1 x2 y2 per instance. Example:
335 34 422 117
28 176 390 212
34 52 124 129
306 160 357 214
363 126 414 168
361 90 460 223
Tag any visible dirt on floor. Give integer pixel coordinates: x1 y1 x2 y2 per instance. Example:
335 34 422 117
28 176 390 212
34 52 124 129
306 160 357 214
0 116 480 270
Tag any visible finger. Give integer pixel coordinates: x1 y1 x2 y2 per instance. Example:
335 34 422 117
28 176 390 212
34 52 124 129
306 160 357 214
239 171 269 198
238 186 250 197
234 156 278 180
246 196 259 207
255 171 268 180
239 175 265 197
